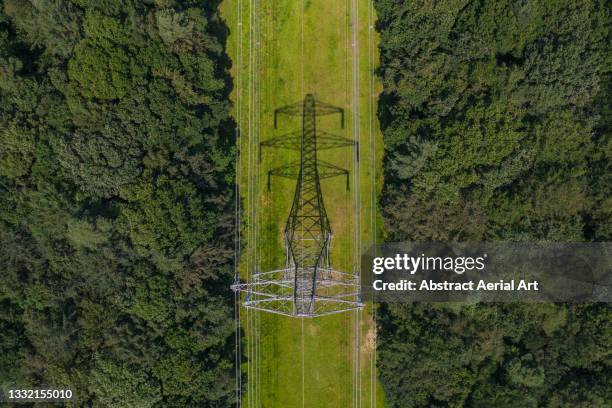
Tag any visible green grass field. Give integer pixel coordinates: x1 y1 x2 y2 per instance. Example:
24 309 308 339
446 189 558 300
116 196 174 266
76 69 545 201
220 0 385 406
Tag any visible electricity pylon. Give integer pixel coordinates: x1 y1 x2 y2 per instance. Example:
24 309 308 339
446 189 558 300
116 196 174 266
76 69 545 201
232 94 363 317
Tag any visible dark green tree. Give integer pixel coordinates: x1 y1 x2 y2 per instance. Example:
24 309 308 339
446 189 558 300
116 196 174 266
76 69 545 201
0 1 236 406
375 0 611 406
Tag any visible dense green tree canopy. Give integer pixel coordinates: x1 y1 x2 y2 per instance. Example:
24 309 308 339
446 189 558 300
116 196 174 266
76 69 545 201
0 0 236 406
374 0 611 406
377 0 610 242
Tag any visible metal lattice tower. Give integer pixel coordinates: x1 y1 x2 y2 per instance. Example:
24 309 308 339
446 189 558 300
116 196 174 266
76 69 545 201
233 94 363 317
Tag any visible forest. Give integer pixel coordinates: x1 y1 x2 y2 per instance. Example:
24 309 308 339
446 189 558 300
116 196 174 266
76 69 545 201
0 0 236 406
1 0 611 407
374 0 611 407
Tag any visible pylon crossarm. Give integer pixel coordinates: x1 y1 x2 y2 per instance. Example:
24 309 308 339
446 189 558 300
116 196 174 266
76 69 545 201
315 298 363 307
312 296 363 304
243 301 296 317
268 162 301 178
260 131 302 151
255 268 294 278
256 278 294 287
317 268 360 280
313 303 364 316
243 288 292 298
317 161 350 190
268 162 301 190
240 290 364 317
315 279 359 287
313 99 342 112
315 131 356 150
318 292 362 299
317 160 348 176
232 279 294 290
314 105 343 115
313 100 345 127
274 102 303 116
274 102 303 128
250 281 293 293
245 296 294 303
314 299 363 310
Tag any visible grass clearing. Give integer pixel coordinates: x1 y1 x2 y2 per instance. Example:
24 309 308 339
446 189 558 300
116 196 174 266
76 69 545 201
220 0 385 406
